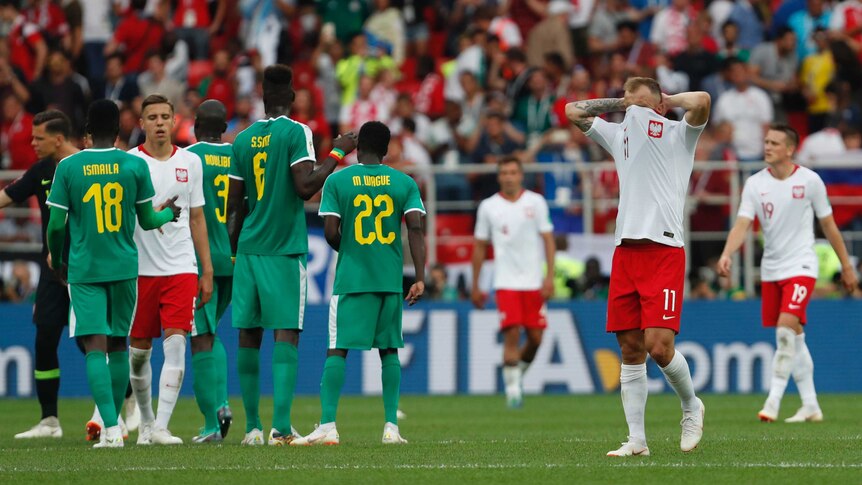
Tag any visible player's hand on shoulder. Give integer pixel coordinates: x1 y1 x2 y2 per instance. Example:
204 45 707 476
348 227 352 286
406 281 425 306
333 132 358 155
163 195 181 222
717 254 732 278
470 288 486 309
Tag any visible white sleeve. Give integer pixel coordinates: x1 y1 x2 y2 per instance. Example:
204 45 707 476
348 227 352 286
584 116 621 156
737 178 757 219
474 201 491 241
537 197 553 234
758 91 774 123
810 174 833 218
679 116 707 153
189 155 205 208
829 6 845 31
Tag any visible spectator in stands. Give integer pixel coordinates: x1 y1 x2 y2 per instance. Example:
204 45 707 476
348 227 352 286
0 0 48 82
198 49 235 118
728 0 766 50
513 69 555 147
787 0 832 60
291 87 332 158
81 0 115 84
702 55 736 102
577 257 610 300
95 53 139 107
553 65 595 127
797 124 861 164
28 50 89 137
499 48 536 114
365 0 406 65
830 0 862 59
161 31 191 84
615 20 657 78
23 0 70 51
336 32 396 106
0 49 31 104
318 0 370 44
402 0 431 57
444 25 488 103
226 95 253 142
526 1 574 71
1 94 37 170
672 25 721 91
311 23 342 135
470 111 525 200
651 0 694 56
3 260 35 303
551 234 584 300
508 0 550 40
543 52 570 97
588 0 637 58
458 71 484 135
713 57 773 160
800 28 836 133
137 51 185 110
708 0 735 41
389 92 431 142
426 100 472 200
412 55 445 119
117 106 144 149
427 263 458 301
105 0 165 75
370 67 399 119
174 0 226 60
749 26 800 122
395 118 432 188
717 20 750 62
340 75 388 147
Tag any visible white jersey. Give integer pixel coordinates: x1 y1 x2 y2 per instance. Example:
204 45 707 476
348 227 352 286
130 145 205 276
738 166 832 282
474 190 553 290
586 105 706 247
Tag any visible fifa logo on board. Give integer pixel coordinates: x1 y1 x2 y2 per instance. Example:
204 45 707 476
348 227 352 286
648 120 664 138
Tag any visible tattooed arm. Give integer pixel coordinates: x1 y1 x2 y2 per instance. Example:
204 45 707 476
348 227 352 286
564 98 627 132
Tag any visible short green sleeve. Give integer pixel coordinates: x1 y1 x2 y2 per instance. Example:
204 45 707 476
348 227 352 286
318 175 340 217
404 177 425 215
46 161 70 210
229 143 244 180
287 123 316 166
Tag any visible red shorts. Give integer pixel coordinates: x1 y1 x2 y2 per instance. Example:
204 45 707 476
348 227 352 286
496 289 547 330
761 276 816 327
130 274 197 339
607 243 685 334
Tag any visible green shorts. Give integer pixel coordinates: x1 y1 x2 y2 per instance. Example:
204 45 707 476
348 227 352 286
193 276 233 336
328 293 403 350
232 253 306 330
68 278 137 338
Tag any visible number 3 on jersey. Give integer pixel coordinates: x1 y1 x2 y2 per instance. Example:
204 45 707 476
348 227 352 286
83 182 123 233
214 174 229 223
253 152 267 200
354 194 395 245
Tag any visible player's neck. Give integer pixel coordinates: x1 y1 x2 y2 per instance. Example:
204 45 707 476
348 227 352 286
54 143 78 162
500 188 524 201
90 138 115 149
143 139 174 160
196 134 222 144
266 107 290 119
767 160 796 180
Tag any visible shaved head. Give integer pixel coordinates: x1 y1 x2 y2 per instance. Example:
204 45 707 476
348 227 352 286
195 99 227 141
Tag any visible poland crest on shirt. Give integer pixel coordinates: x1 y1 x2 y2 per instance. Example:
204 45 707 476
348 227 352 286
129 145 205 276
585 105 706 247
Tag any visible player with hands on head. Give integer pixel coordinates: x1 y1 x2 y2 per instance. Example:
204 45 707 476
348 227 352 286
566 77 711 456
718 123 858 424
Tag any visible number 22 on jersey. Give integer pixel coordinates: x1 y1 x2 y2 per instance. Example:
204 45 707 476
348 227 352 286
354 194 395 245
83 182 123 233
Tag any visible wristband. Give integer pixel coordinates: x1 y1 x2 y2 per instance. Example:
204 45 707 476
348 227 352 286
330 148 345 161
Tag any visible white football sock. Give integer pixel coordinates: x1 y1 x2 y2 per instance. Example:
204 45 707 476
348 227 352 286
502 365 522 399
155 334 186 430
660 350 698 413
620 363 647 445
518 360 531 375
792 333 819 409
129 346 155 424
766 327 797 408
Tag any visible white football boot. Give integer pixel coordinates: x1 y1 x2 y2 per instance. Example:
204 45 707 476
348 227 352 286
381 422 407 444
290 423 339 446
680 397 705 452
15 417 63 439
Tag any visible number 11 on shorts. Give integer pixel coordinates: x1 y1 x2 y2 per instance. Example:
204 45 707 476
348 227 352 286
663 288 676 312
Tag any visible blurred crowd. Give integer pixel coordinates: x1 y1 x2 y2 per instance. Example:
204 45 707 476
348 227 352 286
0 0 861 300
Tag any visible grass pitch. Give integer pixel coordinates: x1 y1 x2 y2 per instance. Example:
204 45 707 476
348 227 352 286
1 394 859 484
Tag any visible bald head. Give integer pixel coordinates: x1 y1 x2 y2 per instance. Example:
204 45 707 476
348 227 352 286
195 99 227 141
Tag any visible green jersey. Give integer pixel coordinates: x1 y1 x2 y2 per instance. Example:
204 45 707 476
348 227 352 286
186 141 234 276
229 116 315 256
319 164 425 294
46 148 156 284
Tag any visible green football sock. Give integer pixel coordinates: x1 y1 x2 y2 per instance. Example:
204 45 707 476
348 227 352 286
107 351 129 417
212 336 229 408
192 351 219 432
86 351 118 428
381 353 401 424
320 355 346 424
272 342 298 433
237 347 262 432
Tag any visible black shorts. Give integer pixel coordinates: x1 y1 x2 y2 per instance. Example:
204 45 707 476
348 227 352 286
33 270 70 328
